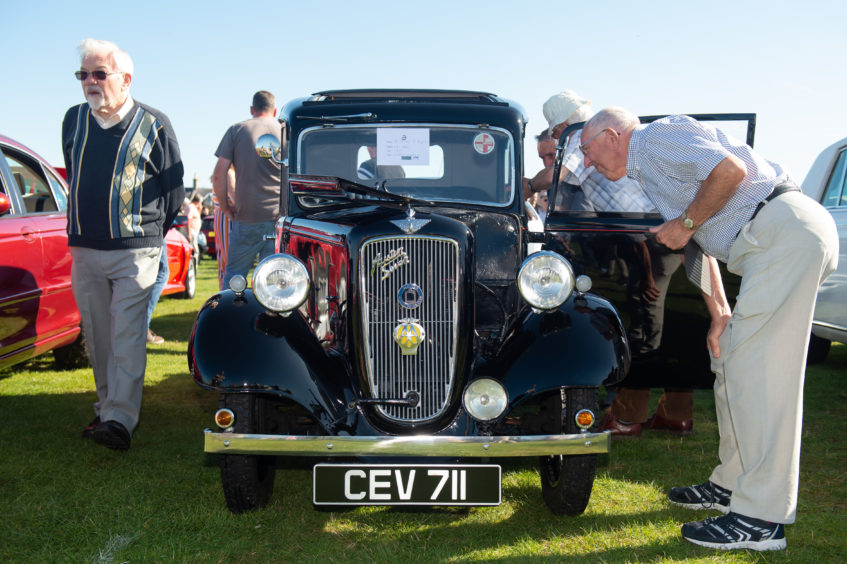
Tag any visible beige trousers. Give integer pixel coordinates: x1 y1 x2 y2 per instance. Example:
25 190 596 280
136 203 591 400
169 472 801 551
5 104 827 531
709 192 838 524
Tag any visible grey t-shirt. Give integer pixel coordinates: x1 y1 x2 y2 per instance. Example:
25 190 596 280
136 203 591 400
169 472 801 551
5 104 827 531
215 117 282 223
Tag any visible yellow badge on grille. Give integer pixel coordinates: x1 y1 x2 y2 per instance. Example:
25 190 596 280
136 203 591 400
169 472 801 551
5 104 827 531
393 321 425 356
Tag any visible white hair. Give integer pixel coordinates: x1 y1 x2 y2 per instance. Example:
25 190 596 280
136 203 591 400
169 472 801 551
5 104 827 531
77 38 134 75
585 107 640 133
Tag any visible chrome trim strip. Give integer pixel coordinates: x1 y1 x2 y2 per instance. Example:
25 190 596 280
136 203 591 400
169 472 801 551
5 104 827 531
204 430 610 456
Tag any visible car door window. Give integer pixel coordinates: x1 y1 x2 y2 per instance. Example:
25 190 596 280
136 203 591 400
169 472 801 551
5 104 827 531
2 152 59 213
45 169 68 211
821 149 847 208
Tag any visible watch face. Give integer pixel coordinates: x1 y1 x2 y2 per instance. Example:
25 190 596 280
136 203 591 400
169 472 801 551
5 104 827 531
683 217 695 229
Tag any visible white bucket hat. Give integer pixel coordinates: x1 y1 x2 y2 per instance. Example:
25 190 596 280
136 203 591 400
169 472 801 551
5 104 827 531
543 90 591 134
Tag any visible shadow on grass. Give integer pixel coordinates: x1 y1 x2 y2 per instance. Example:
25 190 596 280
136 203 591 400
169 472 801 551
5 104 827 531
2 328 844 561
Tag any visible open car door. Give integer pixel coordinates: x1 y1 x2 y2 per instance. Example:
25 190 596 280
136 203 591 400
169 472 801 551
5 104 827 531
542 114 755 389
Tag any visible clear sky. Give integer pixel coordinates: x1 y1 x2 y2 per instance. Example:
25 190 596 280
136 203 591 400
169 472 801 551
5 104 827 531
2 0 845 187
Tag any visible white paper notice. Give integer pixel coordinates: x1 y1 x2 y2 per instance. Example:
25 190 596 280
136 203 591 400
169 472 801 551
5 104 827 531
377 128 429 166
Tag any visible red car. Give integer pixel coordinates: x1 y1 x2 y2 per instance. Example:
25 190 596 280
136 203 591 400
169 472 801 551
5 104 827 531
0 134 194 371
201 215 216 258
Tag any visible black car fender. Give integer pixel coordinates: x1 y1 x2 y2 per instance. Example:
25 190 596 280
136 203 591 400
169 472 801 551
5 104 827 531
188 291 351 428
478 293 630 408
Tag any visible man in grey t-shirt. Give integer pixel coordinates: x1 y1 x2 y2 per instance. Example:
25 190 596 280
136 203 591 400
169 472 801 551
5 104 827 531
211 90 282 287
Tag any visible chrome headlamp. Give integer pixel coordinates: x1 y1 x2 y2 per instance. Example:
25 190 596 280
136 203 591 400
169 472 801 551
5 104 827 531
463 378 508 422
251 254 310 312
517 251 575 310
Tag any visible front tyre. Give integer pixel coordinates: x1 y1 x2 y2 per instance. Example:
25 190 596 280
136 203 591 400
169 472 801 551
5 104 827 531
219 393 276 513
539 387 598 515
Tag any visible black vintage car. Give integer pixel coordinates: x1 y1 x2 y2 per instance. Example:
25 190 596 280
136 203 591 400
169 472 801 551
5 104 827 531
189 90 746 515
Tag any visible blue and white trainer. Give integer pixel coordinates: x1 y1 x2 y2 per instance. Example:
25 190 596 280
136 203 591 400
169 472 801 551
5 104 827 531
668 480 731 513
682 512 787 551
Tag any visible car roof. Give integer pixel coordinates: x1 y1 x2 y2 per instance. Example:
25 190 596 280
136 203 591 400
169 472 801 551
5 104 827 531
0 133 68 188
283 89 527 133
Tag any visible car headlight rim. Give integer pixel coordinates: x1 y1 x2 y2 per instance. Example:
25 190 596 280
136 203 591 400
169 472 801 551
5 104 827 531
252 254 310 312
517 251 575 310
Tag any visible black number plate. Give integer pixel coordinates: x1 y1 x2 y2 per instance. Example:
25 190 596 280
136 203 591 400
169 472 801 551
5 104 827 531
313 463 501 506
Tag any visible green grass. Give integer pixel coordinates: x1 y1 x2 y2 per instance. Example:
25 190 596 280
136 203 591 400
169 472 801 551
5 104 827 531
1 258 845 563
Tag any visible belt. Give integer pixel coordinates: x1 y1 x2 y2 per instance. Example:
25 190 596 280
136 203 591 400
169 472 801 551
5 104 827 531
749 182 801 223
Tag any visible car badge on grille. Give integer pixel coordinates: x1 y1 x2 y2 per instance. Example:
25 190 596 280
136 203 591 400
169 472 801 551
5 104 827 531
370 247 410 281
397 283 423 309
390 207 430 234
393 319 425 356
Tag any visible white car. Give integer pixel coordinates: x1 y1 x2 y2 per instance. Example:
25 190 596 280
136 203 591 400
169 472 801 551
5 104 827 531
801 137 847 362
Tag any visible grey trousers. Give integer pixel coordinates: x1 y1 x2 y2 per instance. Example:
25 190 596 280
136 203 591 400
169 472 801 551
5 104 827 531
709 191 839 523
70 246 161 433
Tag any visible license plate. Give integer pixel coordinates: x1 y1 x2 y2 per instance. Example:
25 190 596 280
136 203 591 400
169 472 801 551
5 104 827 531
313 463 501 506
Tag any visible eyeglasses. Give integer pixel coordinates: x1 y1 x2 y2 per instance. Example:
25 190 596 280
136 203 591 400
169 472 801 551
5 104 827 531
74 70 122 81
579 128 619 156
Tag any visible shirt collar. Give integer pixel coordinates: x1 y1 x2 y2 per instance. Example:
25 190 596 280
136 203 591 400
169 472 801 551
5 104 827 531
625 124 647 181
91 96 135 129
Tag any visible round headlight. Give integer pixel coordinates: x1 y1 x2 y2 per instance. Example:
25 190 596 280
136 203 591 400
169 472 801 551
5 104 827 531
252 254 310 312
517 251 575 310
463 378 508 422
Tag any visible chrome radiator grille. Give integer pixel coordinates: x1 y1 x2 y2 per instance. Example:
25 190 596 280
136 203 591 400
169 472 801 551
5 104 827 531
360 236 460 422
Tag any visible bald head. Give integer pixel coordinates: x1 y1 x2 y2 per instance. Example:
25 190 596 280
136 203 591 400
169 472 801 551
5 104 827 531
580 107 640 181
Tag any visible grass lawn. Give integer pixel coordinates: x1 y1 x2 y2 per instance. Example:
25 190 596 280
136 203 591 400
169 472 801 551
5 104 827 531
1 258 845 563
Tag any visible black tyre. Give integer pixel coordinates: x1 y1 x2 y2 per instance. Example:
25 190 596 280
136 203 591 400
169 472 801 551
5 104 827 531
806 333 831 365
180 257 197 299
219 393 277 513
53 331 89 369
539 387 598 515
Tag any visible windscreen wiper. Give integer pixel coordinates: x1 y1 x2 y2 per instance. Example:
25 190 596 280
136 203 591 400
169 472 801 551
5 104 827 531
297 113 377 123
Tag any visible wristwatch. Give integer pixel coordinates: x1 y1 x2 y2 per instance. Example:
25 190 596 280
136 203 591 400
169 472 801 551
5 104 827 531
681 210 696 230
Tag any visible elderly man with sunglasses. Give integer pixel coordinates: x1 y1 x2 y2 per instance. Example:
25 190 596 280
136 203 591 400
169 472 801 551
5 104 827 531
62 38 184 451
580 107 838 551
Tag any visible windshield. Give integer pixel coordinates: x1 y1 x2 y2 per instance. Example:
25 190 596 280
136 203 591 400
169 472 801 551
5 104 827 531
297 125 515 206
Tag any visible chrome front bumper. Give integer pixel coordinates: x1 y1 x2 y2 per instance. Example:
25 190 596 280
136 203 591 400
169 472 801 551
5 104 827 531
203 429 610 457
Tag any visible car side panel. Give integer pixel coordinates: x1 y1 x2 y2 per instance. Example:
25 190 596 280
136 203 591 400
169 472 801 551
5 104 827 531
0 139 79 369
544 215 740 388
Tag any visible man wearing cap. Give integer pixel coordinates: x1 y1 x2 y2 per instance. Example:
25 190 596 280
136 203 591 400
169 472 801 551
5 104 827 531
528 90 653 213
580 106 838 551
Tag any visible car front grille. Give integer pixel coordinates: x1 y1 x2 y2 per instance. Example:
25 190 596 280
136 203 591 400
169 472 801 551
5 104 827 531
360 235 459 422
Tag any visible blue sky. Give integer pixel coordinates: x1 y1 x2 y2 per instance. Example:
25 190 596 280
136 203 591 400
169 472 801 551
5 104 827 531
2 0 845 186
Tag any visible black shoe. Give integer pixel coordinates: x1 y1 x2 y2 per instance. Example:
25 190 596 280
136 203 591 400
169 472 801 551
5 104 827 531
682 511 786 551
92 420 131 450
82 416 101 438
668 480 731 513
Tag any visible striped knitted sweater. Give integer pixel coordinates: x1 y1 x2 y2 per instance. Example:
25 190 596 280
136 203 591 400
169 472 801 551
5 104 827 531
61 102 185 250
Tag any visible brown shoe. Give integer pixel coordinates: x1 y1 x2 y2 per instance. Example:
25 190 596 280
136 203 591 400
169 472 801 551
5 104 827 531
600 415 642 438
645 413 693 436
147 329 165 345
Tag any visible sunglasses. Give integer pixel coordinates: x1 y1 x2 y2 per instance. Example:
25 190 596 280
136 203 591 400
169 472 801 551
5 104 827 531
74 70 123 81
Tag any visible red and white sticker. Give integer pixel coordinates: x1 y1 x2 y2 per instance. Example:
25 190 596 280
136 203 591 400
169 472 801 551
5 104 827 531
473 133 496 155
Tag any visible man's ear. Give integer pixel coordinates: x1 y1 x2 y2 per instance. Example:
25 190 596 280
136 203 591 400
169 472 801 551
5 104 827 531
122 72 132 90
